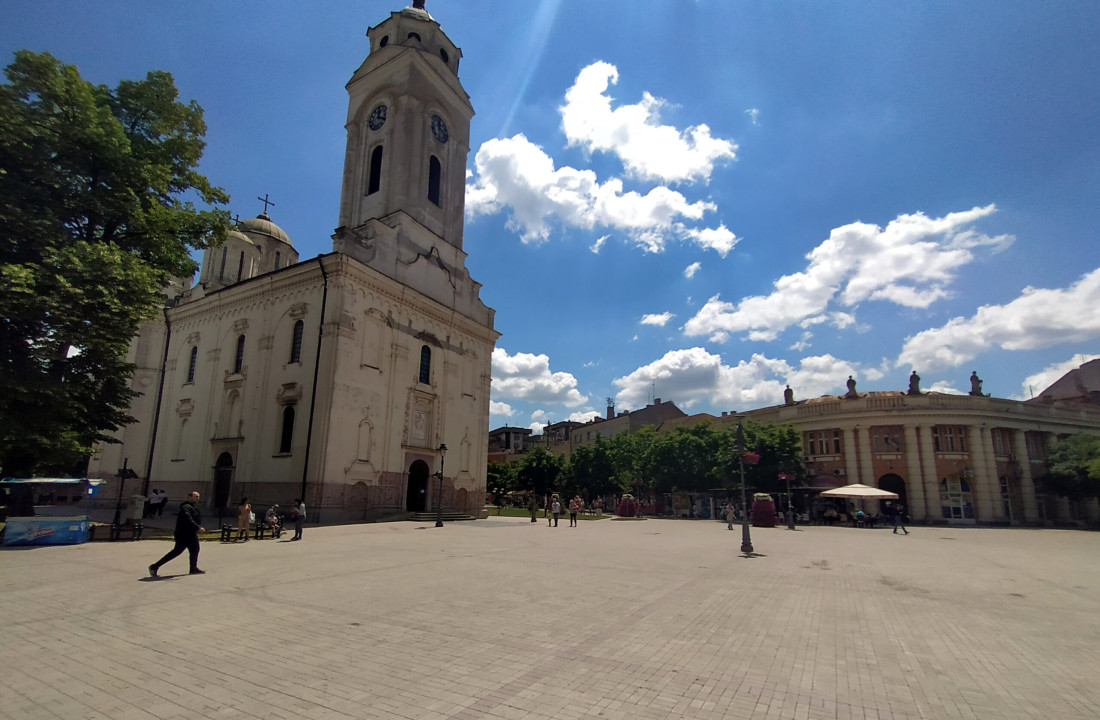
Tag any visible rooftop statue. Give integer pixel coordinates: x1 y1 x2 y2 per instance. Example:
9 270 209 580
969 371 983 396
845 375 858 398
908 370 921 395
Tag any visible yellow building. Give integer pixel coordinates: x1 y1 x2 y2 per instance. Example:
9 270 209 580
729 369 1100 525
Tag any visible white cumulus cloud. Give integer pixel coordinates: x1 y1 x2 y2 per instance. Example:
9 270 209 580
490 401 514 417
683 205 1011 342
897 266 1100 370
684 262 702 279
641 312 675 326
466 134 724 252
560 61 737 184
491 347 589 407
612 348 865 411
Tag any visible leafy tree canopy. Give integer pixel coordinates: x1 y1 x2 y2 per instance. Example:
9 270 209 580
1042 433 1100 501
491 420 804 505
0 50 230 476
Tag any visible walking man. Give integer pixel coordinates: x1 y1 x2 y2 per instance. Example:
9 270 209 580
149 491 206 577
893 503 909 535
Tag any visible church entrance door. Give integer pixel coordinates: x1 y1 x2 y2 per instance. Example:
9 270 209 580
406 460 429 512
214 452 234 518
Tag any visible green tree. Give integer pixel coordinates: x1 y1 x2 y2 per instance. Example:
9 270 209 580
1041 433 1100 501
0 51 229 476
517 445 563 501
564 436 620 501
715 422 804 495
486 462 520 506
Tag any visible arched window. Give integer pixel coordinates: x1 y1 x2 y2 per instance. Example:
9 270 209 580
279 406 295 454
419 345 431 384
427 155 441 206
368 146 383 195
219 247 228 280
186 346 198 383
237 251 245 281
289 319 304 363
234 335 245 374
275 251 281 270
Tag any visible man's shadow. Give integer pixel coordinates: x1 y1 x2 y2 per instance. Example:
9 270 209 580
139 574 180 581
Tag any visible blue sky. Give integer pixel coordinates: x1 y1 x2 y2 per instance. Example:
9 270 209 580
4 1 1100 433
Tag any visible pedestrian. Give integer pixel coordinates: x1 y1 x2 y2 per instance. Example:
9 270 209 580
893 503 909 534
148 491 206 577
237 497 251 541
155 489 168 516
551 496 561 527
568 496 581 527
144 489 157 518
291 498 306 540
546 496 553 526
725 502 735 530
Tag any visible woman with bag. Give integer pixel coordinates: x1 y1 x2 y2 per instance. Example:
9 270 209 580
291 499 305 540
236 497 252 541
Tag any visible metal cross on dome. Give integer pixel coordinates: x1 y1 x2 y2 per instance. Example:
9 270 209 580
257 193 275 214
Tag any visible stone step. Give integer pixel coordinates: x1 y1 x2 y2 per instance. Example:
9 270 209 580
409 511 476 522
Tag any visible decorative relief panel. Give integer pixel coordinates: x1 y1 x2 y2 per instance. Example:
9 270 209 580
176 398 195 418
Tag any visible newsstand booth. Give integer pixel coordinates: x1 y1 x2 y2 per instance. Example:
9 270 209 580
0 478 103 546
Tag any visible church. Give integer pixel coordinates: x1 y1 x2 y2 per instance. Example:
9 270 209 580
88 2 498 523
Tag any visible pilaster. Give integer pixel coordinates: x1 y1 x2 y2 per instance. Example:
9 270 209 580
843 428 859 483
1012 430 1038 522
919 426 940 522
903 424 926 521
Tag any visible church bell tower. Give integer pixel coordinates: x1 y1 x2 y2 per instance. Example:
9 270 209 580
336 2 472 252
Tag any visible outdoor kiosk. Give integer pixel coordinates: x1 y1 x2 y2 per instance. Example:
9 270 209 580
0 478 103 546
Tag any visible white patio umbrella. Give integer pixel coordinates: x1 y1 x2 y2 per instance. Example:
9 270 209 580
818 483 899 500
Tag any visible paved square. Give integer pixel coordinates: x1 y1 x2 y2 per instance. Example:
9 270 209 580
2 517 1099 719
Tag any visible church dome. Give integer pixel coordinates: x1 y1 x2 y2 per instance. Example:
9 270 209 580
240 212 293 247
226 228 255 245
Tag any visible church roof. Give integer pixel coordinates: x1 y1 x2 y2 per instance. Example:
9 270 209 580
240 212 293 247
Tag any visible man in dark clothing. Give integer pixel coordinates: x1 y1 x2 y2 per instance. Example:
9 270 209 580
149 491 206 577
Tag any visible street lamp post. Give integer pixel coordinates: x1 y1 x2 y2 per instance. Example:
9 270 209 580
736 422 754 554
110 458 138 541
434 443 447 528
781 467 796 530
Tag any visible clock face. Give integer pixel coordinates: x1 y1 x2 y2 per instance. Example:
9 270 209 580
368 104 387 131
430 114 449 143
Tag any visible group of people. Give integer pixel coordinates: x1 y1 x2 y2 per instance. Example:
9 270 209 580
143 489 169 518
545 495 586 527
148 492 307 578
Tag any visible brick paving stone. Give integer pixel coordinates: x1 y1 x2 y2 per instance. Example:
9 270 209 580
3 519 1100 718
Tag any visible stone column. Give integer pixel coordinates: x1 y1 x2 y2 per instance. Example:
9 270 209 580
903 425 927 521
858 427 875 487
1012 430 1038 522
843 428 859 484
919 426 940 522
973 426 1001 522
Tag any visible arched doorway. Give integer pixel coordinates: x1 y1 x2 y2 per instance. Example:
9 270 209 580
878 473 907 513
214 452 234 514
406 460 429 512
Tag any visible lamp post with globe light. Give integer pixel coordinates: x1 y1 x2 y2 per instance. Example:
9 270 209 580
736 422 755 553
434 443 447 527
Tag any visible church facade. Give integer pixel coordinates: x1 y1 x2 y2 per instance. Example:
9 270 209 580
88 4 498 523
